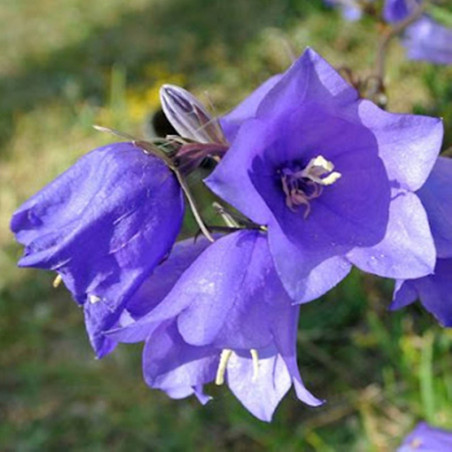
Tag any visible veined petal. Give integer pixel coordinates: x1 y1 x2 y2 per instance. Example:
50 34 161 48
176 230 283 349
226 346 292 422
143 321 218 394
358 100 443 191
12 142 184 311
11 142 184 357
347 190 436 279
255 48 358 120
105 236 213 345
272 305 323 407
268 219 351 304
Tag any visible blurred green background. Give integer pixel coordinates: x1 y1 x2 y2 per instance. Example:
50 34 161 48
1 0 452 450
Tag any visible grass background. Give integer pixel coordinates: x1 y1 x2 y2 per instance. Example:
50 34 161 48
1 0 452 450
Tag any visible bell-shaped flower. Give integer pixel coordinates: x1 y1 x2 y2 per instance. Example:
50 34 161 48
391 157 452 326
11 142 185 356
404 16 452 65
397 422 452 451
205 48 442 303
108 230 322 422
383 0 418 23
383 1 452 65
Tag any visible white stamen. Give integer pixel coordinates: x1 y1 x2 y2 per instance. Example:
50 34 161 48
89 294 101 304
250 349 259 382
215 349 233 385
321 171 342 186
301 155 342 186
52 275 62 288
307 155 334 173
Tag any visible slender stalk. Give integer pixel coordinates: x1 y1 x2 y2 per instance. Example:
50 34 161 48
375 3 427 82
175 170 214 242
93 125 137 141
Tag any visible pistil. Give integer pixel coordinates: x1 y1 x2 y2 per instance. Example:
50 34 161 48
280 155 341 217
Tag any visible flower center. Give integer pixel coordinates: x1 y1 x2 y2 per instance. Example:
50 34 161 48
280 155 341 218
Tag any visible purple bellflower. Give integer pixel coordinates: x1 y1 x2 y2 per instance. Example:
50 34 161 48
403 16 452 65
11 142 185 357
11 83 231 357
206 48 442 304
397 422 452 451
108 230 322 422
391 157 452 326
383 0 419 23
383 0 452 65
324 0 367 21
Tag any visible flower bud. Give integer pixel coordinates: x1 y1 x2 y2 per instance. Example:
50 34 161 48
160 84 227 144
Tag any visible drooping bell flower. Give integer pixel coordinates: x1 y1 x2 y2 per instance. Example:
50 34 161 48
11 142 185 356
205 48 442 303
108 230 323 422
391 157 452 326
11 81 233 357
397 422 452 451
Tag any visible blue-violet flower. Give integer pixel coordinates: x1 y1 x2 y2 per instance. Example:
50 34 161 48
11 142 184 356
398 422 452 451
391 157 452 326
206 48 442 303
108 230 322 421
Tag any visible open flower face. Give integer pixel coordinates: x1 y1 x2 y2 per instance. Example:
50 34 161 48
206 49 442 303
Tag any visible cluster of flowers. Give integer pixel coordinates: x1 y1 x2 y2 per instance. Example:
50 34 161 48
11 48 451 421
327 0 452 65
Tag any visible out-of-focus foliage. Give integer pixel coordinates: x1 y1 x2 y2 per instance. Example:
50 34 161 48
1 0 451 450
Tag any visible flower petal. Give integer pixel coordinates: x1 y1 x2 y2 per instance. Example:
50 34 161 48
358 100 443 191
272 305 323 406
220 74 282 142
106 236 213 344
268 220 351 303
11 142 184 311
176 230 284 349
417 157 452 259
142 321 218 393
404 17 452 65
390 279 418 310
347 190 436 279
226 346 292 422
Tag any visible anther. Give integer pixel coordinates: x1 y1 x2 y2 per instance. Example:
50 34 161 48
250 349 259 382
52 275 62 288
89 295 101 304
280 154 341 217
215 349 233 385
301 155 341 186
